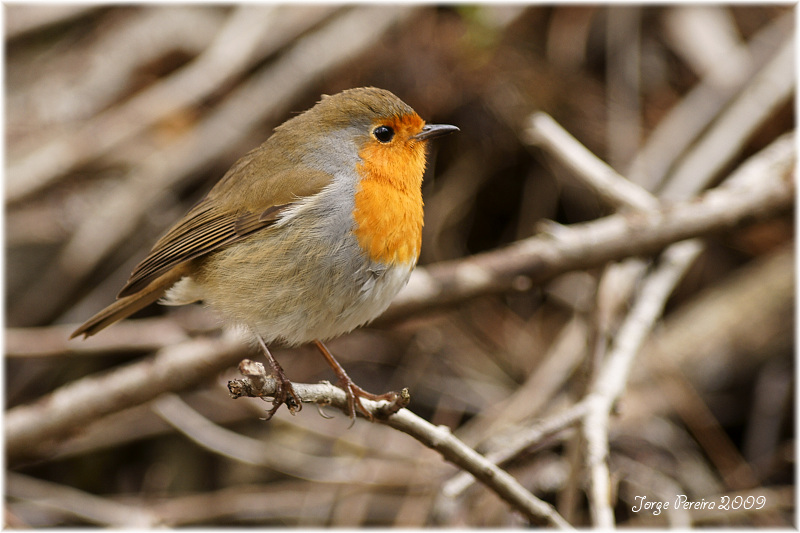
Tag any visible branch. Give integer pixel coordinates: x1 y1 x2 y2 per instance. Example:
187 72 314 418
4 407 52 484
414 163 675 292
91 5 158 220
6 5 338 203
583 239 703 527
7 130 792 465
228 360 572 528
442 400 591 501
660 33 795 200
437 130 795 512
5 337 249 462
6 472 160 527
526 111 658 210
382 150 793 322
628 11 792 190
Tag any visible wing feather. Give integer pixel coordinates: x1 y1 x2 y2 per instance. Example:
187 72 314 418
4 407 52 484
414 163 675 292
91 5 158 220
117 164 333 298
118 204 294 298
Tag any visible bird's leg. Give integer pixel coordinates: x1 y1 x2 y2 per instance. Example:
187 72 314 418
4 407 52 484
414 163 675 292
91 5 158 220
256 335 302 418
313 340 399 421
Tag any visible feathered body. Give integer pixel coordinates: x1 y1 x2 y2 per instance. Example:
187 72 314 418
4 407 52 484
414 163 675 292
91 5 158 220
72 88 454 347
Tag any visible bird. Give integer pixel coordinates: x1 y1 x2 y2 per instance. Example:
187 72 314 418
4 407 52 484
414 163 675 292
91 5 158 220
71 87 458 420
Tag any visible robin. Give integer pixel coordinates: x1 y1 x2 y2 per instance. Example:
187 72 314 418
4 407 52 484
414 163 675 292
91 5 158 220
71 87 458 420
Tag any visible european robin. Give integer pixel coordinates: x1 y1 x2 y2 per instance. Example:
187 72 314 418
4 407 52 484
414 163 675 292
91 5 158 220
71 87 458 420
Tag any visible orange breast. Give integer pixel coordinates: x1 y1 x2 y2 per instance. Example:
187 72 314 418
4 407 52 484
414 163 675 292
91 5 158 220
352 113 428 265
353 179 423 265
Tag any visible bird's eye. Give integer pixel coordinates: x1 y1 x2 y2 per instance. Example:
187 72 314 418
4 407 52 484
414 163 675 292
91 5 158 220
373 125 394 143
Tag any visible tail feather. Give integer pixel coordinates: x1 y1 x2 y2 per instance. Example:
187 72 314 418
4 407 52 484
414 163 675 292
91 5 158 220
70 271 184 339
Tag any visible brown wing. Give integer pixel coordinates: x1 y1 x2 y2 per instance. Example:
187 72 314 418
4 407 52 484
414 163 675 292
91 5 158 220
117 160 333 298
71 131 336 340
117 203 289 297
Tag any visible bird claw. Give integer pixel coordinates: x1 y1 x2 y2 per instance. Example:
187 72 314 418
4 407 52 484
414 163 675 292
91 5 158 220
255 334 303 419
312 339 408 425
338 379 404 424
260 374 302 420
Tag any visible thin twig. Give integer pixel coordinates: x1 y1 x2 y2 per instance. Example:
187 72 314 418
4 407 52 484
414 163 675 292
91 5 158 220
442 400 591 500
627 9 792 189
660 33 794 199
6 472 161 527
228 360 572 528
583 239 704 527
152 392 419 483
7 5 338 203
526 112 658 210
383 158 793 322
6 336 250 461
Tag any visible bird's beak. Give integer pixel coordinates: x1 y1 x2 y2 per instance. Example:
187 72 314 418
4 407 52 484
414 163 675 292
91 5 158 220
414 123 459 141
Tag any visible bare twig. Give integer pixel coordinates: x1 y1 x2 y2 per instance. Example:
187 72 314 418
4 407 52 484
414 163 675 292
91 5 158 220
628 9 792 189
660 33 794 199
442 400 591 500
228 359 410 419
6 472 160 527
526 112 658 210
384 156 793 321
5 5 99 39
5 336 249 461
152 392 420 483
583 239 703 527
228 359 572 528
7 5 338 203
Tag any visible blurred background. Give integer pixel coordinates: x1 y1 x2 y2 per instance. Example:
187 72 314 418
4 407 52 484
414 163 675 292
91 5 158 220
5 4 795 527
